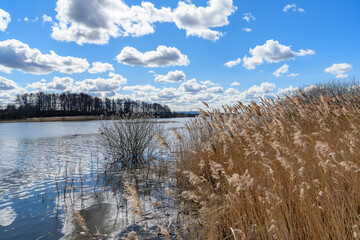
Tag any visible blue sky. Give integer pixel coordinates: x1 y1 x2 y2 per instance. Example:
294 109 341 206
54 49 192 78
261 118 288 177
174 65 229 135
0 0 359 110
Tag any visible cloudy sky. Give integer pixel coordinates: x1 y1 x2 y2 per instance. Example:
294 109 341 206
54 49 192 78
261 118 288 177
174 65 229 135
0 0 359 110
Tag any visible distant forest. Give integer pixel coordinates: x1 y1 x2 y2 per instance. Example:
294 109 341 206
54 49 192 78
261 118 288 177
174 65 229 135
0 92 176 120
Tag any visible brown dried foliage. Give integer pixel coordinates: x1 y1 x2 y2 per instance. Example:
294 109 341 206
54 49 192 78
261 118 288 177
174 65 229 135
176 92 360 239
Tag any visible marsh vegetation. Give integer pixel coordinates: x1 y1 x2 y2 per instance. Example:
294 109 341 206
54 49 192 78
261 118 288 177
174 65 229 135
174 82 360 239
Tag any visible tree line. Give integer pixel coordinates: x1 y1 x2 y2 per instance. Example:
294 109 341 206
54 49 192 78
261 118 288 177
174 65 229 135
0 92 173 120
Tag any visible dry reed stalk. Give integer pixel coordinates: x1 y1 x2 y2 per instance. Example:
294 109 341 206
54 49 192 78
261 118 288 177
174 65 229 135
124 231 140 240
71 208 90 236
123 181 142 221
158 225 171 240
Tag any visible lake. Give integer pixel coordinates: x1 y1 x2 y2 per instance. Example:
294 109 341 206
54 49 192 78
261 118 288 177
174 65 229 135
0 118 191 240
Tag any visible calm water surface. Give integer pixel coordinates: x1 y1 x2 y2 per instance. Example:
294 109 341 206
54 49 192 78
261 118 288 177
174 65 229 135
0 118 190 240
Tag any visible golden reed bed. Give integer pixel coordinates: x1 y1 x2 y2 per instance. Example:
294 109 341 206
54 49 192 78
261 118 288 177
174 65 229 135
175 92 360 239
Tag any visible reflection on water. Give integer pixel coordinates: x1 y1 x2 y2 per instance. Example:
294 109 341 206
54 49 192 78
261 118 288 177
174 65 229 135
0 119 189 240
0 206 17 227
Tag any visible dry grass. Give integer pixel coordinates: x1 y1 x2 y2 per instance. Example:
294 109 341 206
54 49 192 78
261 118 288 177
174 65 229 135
175 91 360 239
71 208 90 236
124 231 141 240
124 180 143 221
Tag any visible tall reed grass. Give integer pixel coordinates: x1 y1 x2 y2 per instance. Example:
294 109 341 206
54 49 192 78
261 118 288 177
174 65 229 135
176 91 360 239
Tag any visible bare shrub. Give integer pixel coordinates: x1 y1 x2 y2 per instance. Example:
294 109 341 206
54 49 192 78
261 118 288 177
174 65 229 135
99 115 163 166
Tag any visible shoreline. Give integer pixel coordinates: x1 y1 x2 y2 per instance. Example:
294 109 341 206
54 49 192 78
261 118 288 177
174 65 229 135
0 116 102 123
0 115 195 123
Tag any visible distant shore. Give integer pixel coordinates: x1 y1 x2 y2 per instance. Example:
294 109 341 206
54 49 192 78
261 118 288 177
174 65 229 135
0 115 101 123
0 114 196 123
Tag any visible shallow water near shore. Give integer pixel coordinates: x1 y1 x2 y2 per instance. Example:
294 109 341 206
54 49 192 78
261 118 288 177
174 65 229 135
0 118 190 240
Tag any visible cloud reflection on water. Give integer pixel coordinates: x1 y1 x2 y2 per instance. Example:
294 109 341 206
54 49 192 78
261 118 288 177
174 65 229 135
0 206 17 227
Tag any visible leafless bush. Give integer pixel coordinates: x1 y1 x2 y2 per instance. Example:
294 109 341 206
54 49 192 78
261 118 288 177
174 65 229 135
99 115 163 167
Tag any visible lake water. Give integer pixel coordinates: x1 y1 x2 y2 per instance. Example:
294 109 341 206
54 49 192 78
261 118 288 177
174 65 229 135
0 118 191 240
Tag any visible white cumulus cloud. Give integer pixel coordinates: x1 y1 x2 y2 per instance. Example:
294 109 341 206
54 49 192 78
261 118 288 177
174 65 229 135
154 70 186 83
172 0 237 41
52 0 173 45
287 73 299 77
123 84 159 92
231 81 240 86
208 86 223 93
225 87 239 95
325 63 353 78
276 86 299 96
27 73 127 97
273 64 300 77
335 73 348 79
27 76 74 91
242 27 252 32
242 12 255 22
180 79 207 93
273 64 289 77
32 17 39 22
0 76 18 90
88 61 114 74
200 80 216 86
74 72 127 93
42 14 53 23
51 0 236 44
242 39 315 70
155 87 181 100
240 82 276 100
0 9 11 32
0 77 27 104
295 49 315 56
224 58 241 67
0 39 89 74
116 46 189 68
283 4 305 13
